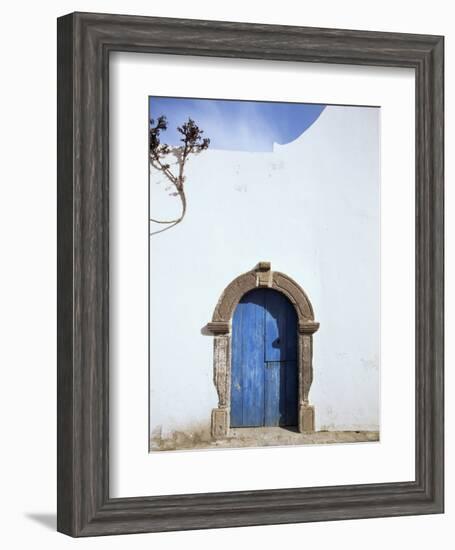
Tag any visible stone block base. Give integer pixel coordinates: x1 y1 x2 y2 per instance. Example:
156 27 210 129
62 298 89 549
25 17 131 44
299 404 315 433
211 408 229 438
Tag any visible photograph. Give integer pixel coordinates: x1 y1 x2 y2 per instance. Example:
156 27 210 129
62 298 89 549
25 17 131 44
149 96 381 451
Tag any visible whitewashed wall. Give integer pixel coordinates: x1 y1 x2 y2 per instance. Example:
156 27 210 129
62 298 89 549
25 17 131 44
149 105 380 436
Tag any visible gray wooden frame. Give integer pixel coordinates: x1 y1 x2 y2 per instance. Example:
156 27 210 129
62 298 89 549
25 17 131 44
57 12 444 537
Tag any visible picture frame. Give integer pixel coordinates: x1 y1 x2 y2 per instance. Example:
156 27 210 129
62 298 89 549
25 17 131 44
57 11 444 536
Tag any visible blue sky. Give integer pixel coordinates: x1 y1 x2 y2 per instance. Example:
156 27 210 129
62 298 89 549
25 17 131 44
149 97 325 152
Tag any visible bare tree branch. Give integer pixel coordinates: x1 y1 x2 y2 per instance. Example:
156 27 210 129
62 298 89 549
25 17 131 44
149 115 210 236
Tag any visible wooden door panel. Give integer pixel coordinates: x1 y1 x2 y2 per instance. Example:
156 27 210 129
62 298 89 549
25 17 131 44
231 288 298 428
264 290 298 425
284 360 298 426
264 361 286 426
264 290 297 362
231 290 265 427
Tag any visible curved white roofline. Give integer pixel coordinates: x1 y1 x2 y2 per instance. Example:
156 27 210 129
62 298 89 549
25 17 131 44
272 106 328 152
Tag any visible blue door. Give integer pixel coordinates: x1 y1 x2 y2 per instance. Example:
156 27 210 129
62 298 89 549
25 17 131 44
231 288 298 427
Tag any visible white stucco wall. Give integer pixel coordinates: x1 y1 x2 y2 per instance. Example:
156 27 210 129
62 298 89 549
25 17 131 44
149 105 380 437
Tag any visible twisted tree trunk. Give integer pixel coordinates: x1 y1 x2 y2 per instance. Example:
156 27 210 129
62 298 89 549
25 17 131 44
150 188 187 236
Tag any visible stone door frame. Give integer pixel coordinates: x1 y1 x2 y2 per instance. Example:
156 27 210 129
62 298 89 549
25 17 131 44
207 262 319 438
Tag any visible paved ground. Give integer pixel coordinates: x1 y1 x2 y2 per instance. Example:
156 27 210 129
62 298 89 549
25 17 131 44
151 427 379 451
219 427 379 448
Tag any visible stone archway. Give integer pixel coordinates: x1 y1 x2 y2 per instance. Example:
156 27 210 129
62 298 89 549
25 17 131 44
207 262 319 438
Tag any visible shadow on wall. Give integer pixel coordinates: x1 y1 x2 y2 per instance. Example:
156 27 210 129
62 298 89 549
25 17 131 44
200 324 213 336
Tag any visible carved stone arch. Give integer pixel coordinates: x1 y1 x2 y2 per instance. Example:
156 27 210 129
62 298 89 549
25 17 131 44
207 262 319 438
